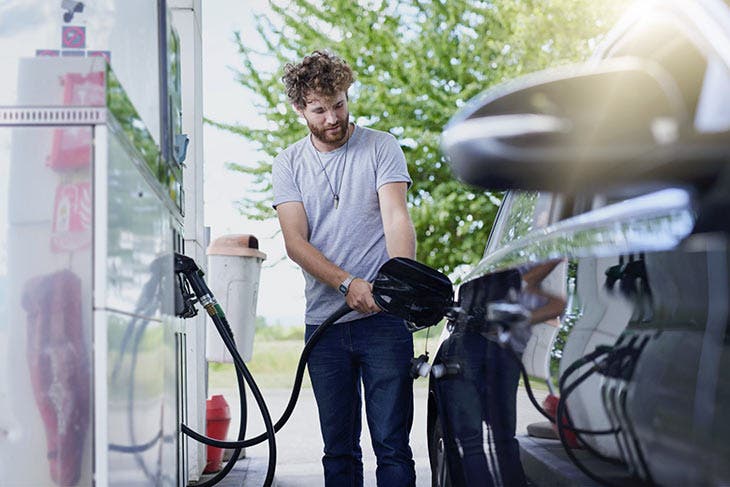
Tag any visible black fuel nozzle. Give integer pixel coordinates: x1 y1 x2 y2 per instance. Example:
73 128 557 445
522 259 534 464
371 257 454 332
410 353 431 379
175 272 198 319
174 252 221 318
174 253 208 296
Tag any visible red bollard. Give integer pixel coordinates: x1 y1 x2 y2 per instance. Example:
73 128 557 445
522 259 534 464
542 393 580 448
204 394 232 473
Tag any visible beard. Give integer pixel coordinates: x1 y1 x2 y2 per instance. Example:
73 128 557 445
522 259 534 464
308 113 350 146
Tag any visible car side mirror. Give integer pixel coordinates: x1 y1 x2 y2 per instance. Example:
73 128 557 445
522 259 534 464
441 57 728 194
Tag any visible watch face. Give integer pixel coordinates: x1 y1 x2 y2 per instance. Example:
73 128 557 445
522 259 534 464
339 284 348 295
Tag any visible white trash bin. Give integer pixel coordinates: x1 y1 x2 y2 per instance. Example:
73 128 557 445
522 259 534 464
206 234 266 363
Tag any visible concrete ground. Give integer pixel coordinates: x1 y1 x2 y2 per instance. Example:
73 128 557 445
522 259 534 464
201 384 549 486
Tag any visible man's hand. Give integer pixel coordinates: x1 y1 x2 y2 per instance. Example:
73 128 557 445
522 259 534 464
345 278 381 314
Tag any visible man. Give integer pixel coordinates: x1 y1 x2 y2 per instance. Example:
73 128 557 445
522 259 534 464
272 50 417 487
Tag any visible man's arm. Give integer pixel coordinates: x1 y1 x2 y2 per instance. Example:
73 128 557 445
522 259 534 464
378 182 416 259
276 201 379 313
522 259 567 325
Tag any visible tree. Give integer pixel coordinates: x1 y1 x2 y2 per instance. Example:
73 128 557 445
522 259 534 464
212 0 629 275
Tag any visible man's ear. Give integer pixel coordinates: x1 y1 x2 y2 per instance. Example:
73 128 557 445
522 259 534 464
293 103 305 116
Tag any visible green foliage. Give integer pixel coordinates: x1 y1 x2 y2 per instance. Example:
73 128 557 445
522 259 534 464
217 0 629 273
550 260 580 384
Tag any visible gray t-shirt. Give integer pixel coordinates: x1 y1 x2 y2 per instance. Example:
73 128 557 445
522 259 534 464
272 125 411 325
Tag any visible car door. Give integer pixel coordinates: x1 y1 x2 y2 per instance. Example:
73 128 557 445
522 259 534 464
436 0 730 484
462 186 697 481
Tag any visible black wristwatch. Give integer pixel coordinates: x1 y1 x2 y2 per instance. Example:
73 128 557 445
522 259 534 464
338 275 355 296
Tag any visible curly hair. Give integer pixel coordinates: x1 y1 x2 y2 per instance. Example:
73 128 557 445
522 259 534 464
282 50 355 108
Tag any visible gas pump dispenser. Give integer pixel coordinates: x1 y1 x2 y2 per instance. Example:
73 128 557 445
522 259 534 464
0 2 204 485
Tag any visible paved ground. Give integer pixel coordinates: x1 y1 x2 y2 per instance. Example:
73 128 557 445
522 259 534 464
204 383 548 486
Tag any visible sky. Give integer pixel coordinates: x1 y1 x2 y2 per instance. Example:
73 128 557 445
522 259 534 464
202 1 306 326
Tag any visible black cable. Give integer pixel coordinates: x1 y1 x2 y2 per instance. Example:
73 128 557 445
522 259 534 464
107 262 171 481
563 406 624 465
617 387 656 486
509 346 556 423
173 253 265 486
217 312 276 486
186 311 276 487
558 346 613 394
190 344 247 487
183 300 352 486
509 347 619 436
556 347 623 438
557 356 652 487
558 364 623 465
182 304 352 449
557 351 626 466
556 365 623 487
109 430 163 453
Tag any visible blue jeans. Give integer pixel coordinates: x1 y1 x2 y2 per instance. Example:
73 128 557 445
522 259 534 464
435 332 526 487
305 313 416 487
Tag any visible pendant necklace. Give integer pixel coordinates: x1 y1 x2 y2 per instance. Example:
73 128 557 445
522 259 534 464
313 129 349 209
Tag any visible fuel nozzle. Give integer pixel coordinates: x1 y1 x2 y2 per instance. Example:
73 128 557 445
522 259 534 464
371 257 454 332
174 253 222 318
431 361 461 379
410 353 431 379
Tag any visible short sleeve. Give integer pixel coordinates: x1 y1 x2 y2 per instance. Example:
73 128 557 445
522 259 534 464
375 134 412 191
271 152 302 209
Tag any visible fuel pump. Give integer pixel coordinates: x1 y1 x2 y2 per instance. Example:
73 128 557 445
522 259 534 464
174 253 276 487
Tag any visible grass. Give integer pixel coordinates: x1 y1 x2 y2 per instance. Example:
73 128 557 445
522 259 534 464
209 339 307 389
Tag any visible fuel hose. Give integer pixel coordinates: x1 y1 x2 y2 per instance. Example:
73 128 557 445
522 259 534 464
182 303 351 450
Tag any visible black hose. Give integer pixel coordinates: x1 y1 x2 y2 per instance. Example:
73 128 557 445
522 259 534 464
509 346 619 436
218 312 276 486
174 253 276 486
563 407 624 465
189 341 247 487
183 302 351 487
509 346 556 423
556 351 655 487
109 321 162 476
107 277 168 481
557 351 625 465
558 346 613 394
556 365 626 487
182 304 352 449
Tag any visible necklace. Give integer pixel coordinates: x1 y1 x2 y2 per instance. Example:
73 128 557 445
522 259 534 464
313 130 350 209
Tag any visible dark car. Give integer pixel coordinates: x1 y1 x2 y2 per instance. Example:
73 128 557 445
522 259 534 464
427 0 730 485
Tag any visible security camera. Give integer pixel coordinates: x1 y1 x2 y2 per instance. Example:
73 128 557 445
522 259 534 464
61 0 84 23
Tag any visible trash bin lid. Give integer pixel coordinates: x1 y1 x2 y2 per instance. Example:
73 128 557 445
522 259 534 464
207 234 267 260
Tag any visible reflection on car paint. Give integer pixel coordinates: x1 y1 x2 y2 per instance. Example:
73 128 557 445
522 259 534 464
467 189 694 281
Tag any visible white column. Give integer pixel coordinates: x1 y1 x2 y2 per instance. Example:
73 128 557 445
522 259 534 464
171 0 208 480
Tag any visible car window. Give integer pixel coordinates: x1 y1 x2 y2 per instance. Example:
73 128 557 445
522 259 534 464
485 191 553 255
